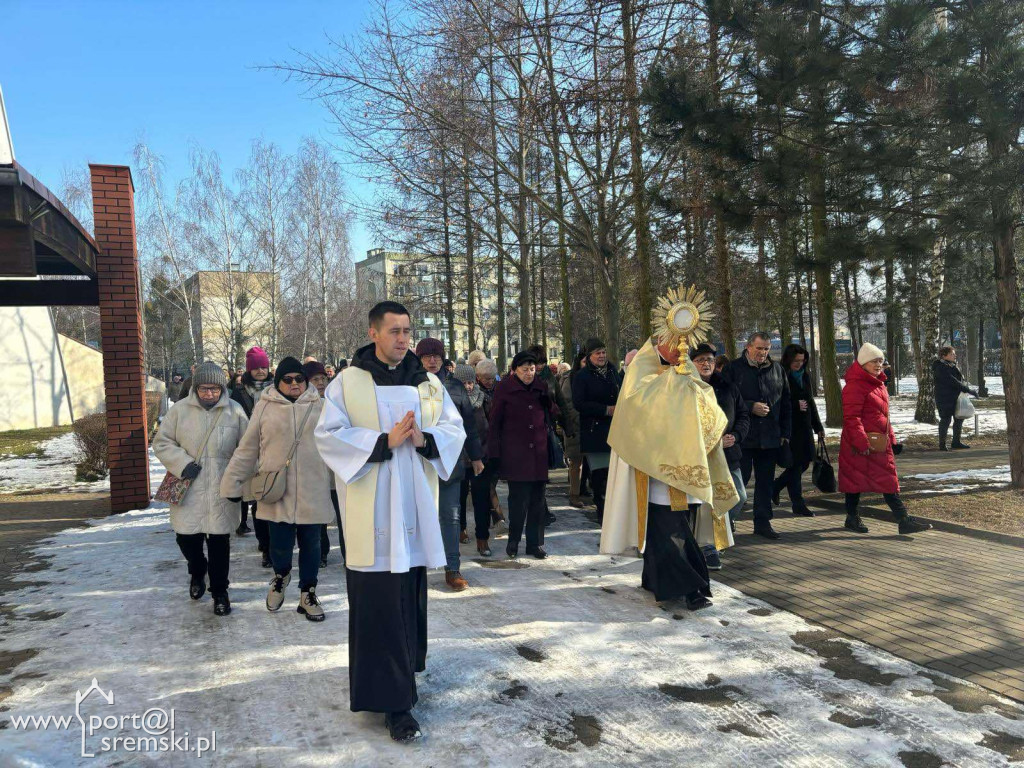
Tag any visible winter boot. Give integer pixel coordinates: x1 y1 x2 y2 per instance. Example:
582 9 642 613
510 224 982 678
385 710 422 742
791 501 815 517
898 516 933 535
939 440 949 452
445 570 469 591
476 539 492 557
297 587 325 622
189 574 206 601
753 522 780 540
686 591 713 611
235 522 251 536
844 515 869 533
266 573 291 612
213 593 231 616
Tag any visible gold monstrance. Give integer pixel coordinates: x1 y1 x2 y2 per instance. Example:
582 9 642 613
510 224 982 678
651 285 715 371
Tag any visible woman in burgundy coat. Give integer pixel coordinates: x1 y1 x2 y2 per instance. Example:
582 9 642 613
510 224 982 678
839 344 932 536
487 351 556 560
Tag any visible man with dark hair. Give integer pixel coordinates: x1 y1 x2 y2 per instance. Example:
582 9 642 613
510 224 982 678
723 332 791 540
315 301 466 742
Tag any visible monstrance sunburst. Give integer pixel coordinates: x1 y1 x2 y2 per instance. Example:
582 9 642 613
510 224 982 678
651 285 715 357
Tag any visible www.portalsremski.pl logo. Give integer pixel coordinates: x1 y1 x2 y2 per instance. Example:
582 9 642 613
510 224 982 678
9 678 217 758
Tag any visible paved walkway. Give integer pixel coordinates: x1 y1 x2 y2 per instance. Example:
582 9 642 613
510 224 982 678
712 445 1024 703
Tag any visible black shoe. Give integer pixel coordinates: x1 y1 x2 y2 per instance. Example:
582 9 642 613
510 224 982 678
939 443 949 452
686 592 713 611
261 552 272 569
525 546 547 560
213 593 231 616
235 522 251 536
771 489 780 507
753 524 780 540
952 442 971 450
320 556 328 568
506 541 519 560
385 711 422 742
544 512 557 526
189 574 206 601
791 503 815 517
845 515 869 533
898 516 933 535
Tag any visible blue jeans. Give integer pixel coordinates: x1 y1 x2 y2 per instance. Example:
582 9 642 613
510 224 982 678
438 480 462 572
728 466 748 519
268 521 321 590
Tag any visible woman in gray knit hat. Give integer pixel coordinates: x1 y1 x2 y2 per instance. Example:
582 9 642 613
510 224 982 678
153 361 249 616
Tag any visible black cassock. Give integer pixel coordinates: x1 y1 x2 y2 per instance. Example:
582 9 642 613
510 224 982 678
346 566 428 713
640 503 711 602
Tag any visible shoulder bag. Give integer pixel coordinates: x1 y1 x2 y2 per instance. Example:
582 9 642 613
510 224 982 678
865 412 891 454
248 404 315 504
154 409 224 504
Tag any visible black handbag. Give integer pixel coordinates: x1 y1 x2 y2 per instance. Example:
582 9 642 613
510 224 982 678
776 439 794 469
812 434 837 493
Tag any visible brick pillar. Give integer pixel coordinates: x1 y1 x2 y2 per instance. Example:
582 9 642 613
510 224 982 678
90 164 150 513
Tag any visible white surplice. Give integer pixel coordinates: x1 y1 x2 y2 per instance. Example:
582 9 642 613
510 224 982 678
314 376 465 573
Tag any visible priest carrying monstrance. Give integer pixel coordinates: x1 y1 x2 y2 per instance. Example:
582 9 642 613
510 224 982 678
315 300 466 742
600 286 739 611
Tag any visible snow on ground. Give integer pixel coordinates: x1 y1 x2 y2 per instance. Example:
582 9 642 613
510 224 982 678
823 396 1007 440
896 376 1004 398
0 434 165 496
2 467 1023 765
903 465 1012 494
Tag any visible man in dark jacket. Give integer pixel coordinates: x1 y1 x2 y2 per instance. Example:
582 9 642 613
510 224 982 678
692 344 749 568
723 333 791 539
933 346 978 451
416 338 483 590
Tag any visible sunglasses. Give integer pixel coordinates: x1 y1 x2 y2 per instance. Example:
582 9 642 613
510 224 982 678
281 375 306 385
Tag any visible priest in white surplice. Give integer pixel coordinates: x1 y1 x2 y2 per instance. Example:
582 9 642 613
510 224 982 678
314 301 465 743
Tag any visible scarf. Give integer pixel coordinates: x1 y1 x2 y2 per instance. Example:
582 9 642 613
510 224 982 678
467 386 486 409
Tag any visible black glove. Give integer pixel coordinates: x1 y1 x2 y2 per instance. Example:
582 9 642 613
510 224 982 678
181 462 202 480
969 389 979 397
892 443 904 456
227 496 242 503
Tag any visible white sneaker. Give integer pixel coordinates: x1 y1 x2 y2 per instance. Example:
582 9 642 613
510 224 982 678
266 573 291 612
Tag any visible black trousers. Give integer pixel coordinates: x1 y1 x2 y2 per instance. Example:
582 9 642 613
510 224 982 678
470 463 495 541
507 480 545 549
591 465 610 522
774 461 810 504
938 408 964 446
740 446 779 524
845 492 909 521
346 566 427 713
320 490 347 561
252 504 270 554
641 504 710 602
239 500 250 527
175 533 230 595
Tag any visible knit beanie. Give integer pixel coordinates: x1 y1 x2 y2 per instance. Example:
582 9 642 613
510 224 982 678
274 356 305 387
193 361 226 389
689 342 718 360
857 342 885 365
453 363 476 384
467 349 486 367
415 337 445 359
302 360 327 380
246 346 270 372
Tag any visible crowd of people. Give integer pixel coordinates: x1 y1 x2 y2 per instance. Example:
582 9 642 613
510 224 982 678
152 299 969 742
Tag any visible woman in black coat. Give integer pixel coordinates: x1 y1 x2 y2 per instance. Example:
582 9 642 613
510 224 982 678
773 344 824 517
571 338 621 523
932 346 978 451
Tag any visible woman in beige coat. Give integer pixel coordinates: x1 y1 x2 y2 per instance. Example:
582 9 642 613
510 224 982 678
221 357 332 622
152 362 248 617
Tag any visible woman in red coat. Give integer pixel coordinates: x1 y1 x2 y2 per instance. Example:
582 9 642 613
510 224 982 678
487 351 557 560
839 344 932 535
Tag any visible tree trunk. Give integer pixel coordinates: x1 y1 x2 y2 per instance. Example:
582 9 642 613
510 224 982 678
461 136 478 353
992 195 1024 487
914 235 943 424
714 212 735 357
977 315 987 396
885 247 898 396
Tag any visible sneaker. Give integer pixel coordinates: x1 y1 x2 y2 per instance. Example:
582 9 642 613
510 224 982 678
525 546 547 560
385 710 422 742
898 516 933 535
266 573 291 612
445 571 469 591
753 524 780 540
189 574 206 601
297 587 325 622
845 515 869 533
213 593 231 616
703 547 722 571
476 539 492 557
260 552 272 569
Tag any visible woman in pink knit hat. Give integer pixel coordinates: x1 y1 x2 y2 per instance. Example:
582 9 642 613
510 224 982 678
231 346 273 556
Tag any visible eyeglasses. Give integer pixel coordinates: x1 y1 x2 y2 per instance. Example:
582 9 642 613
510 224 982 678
196 386 221 395
281 375 305 385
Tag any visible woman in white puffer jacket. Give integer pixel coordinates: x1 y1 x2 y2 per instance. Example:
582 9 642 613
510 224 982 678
152 361 248 616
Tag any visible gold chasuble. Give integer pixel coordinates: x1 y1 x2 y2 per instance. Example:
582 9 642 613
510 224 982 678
600 339 739 555
339 367 445 568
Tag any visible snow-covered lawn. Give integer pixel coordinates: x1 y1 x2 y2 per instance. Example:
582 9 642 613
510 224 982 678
2 471 1023 764
896 375 1004 398
823 396 1007 441
904 465 1012 494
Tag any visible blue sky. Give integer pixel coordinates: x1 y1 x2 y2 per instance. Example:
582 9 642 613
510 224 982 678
1 0 375 261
